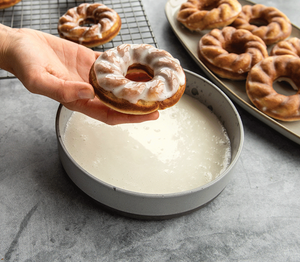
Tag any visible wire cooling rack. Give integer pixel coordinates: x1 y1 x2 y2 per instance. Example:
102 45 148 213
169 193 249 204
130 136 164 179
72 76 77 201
0 0 158 79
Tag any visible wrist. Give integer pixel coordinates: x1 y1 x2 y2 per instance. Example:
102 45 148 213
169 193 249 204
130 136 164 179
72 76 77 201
0 24 16 73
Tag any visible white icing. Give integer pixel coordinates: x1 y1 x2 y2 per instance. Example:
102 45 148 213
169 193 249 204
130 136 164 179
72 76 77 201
93 44 186 103
63 95 231 194
58 3 117 41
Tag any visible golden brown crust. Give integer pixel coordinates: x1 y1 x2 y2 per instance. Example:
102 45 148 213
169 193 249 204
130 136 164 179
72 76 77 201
57 3 121 48
198 26 268 80
177 0 242 31
231 4 292 45
89 64 186 115
246 55 300 121
0 0 21 9
270 37 300 58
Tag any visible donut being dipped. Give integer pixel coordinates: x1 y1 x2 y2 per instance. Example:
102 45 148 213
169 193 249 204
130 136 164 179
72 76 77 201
198 26 268 80
231 4 292 45
0 0 22 9
58 3 121 48
89 44 186 115
177 0 242 31
246 55 300 121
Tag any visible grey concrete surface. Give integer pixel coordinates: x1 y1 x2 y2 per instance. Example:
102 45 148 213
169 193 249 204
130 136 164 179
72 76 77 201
1 0 300 261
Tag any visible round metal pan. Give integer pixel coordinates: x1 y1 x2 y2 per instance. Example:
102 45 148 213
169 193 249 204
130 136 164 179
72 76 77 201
55 69 244 219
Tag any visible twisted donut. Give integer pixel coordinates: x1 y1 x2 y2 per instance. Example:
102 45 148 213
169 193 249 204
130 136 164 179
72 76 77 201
231 4 292 45
198 26 268 80
246 55 300 121
57 3 121 47
271 37 300 58
0 0 21 9
177 0 242 31
89 44 186 115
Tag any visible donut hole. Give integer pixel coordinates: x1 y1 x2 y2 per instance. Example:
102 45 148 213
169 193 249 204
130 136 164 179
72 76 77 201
248 18 268 27
273 77 299 96
224 42 245 55
79 18 95 27
126 63 154 82
200 2 217 11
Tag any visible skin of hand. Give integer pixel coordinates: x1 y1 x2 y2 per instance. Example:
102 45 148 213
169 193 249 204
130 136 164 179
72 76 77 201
0 25 159 125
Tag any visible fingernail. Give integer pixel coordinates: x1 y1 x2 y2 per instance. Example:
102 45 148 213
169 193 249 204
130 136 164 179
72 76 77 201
78 89 94 100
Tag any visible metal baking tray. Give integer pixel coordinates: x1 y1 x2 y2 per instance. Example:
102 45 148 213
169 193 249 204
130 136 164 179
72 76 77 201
165 0 300 145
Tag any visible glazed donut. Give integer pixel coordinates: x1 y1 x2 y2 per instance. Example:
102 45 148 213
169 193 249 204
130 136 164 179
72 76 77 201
246 55 300 121
0 0 21 9
57 3 121 48
89 44 186 115
271 37 300 58
231 4 292 45
198 26 268 80
177 0 242 31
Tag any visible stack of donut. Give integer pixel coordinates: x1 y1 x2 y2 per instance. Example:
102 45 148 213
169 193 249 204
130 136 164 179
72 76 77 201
177 0 300 121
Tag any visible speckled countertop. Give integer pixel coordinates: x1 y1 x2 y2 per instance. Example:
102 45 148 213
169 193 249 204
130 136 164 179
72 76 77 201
1 0 300 261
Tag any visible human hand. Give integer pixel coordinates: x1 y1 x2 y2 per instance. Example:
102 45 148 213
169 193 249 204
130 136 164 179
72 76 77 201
0 25 159 125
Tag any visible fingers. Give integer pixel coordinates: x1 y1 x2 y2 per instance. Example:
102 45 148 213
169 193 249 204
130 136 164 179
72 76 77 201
28 71 95 103
25 66 159 125
105 108 160 125
63 97 160 125
94 51 102 59
59 80 95 102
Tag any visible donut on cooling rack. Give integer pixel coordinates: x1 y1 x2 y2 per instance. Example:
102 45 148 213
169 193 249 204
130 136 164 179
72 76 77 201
0 0 22 9
198 26 268 80
89 44 186 115
246 55 300 121
177 0 242 31
230 4 292 45
57 3 121 48
270 37 300 58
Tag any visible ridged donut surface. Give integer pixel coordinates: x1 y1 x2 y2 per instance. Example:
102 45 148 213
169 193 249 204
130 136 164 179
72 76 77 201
231 4 292 45
89 44 186 114
58 3 121 47
177 0 242 31
198 26 268 80
246 55 300 121
271 37 300 58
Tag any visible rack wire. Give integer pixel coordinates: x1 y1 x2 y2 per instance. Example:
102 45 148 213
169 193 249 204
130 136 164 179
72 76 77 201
0 0 158 79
